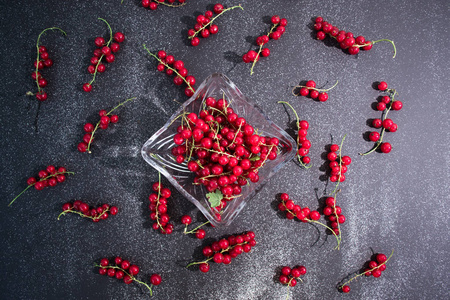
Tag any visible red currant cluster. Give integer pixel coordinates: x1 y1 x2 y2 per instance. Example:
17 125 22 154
243 15 287 75
340 250 394 293
279 265 307 287
83 18 125 92
187 231 256 273
145 47 196 97
181 215 212 239
278 193 320 222
278 193 341 249
327 143 351 183
292 80 338 102
58 201 118 222
27 27 66 101
96 257 161 296
171 97 280 215
361 81 403 155
187 4 243 47
9 166 73 206
314 16 396 57
322 196 345 236
149 179 174 234
141 0 185 10
78 97 135 153
278 101 311 168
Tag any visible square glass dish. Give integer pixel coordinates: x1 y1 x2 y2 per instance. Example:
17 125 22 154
141 73 296 227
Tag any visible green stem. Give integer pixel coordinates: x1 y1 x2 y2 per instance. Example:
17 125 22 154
8 171 74 207
98 18 113 46
95 264 153 296
184 221 210 234
250 22 278 75
307 219 340 250
339 249 394 289
189 5 243 39
143 44 195 93
372 39 396 58
86 97 136 153
31 27 66 96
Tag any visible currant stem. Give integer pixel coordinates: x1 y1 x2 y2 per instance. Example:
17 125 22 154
98 18 113 46
339 249 394 289
184 221 210 234
31 27 66 96
250 22 278 75
314 80 339 92
143 44 195 94
86 97 136 153
8 171 75 207
154 171 166 233
307 219 340 250
372 39 396 58
292 80 339 95
188 5 243 39
95 264 153 296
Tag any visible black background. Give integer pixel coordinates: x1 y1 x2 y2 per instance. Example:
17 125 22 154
1 0 449 299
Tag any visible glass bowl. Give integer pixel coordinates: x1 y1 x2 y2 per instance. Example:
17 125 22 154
141 73 296 227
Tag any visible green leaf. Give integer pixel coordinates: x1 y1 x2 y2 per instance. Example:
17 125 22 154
249 156 260 161
206 190 223 208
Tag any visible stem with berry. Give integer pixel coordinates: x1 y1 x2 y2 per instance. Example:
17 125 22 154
278 101 312 169
9 169 74 207
58 205 110 221
94 263 154 296
339 249 394 293
26 27 66 100
249 22 277 75
188 4 243 40
360 84 401 156
143 44 196 96
84 97 135 153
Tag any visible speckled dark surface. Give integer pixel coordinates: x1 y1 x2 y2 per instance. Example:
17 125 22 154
0 0 449 299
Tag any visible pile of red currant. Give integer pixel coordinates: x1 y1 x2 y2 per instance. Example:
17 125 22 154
187 231 256 273
141 0 186 10
279 265 307 287
278 101 311 167
243 15 287 75
292 80 338 102
83 18 125 92
9 165 73 207
144 46 196 97
27 27 66 101
340 250 394 293
361 81 403 155
170 97 280 216
78 97 135 153
327 143 351 183
314 16 396 57
96 257 161 296
187 4 243 47
149 178 174 234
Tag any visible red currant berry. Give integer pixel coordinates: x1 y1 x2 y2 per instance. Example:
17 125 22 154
342 285 350 293
380 142 392 153
150 274 162 285
114 32 125 43
83 83 92 92
378 81 388 91
369 131 380 142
